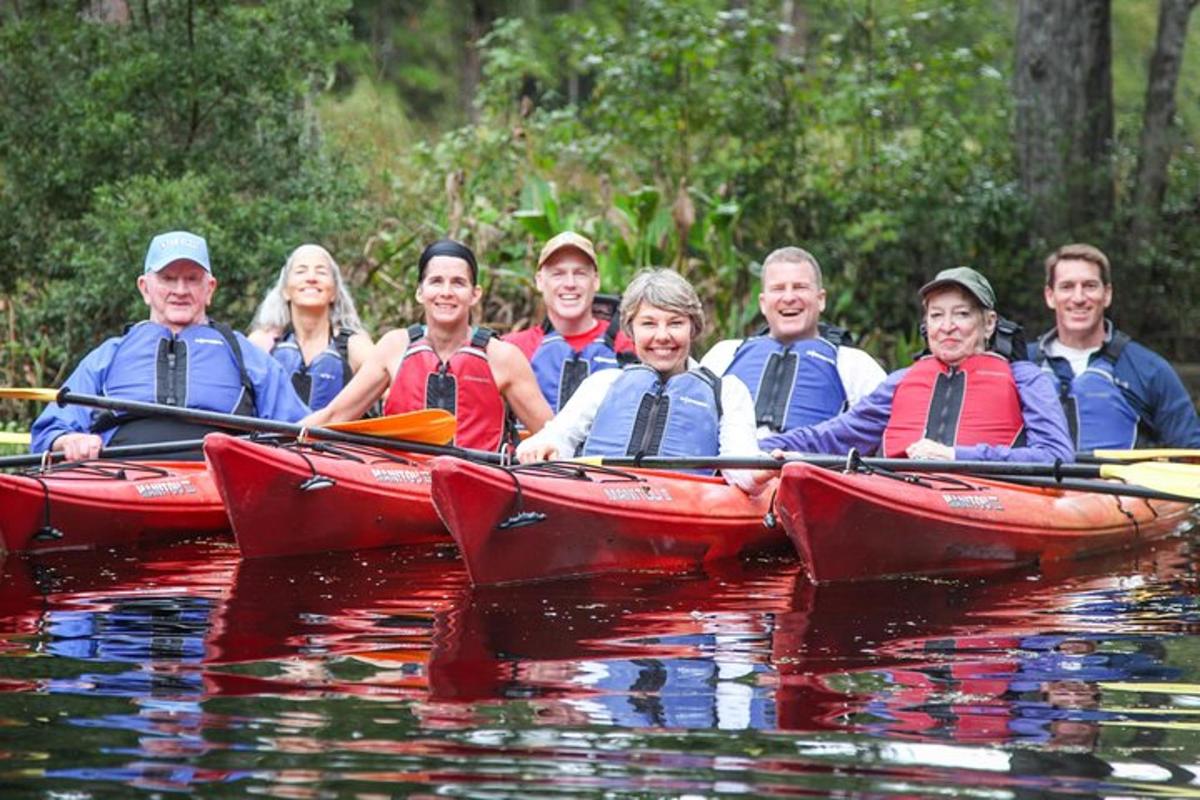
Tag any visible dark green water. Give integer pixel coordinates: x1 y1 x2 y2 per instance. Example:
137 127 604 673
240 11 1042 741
1 536 1200 798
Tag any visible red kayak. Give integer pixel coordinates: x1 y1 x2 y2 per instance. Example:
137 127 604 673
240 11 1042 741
776 461 1196 583
203 433 448 558
0 460 228 553
429 456 786 585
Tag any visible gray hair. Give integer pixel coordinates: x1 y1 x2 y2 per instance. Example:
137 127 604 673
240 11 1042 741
619 268 705 339
251 244 367 334
762 246 823 289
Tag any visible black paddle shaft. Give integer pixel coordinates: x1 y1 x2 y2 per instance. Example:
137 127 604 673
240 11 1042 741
53 388 502 463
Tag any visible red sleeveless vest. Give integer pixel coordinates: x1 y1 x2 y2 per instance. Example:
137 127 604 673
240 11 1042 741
384 327 507 451
881 353 1024 457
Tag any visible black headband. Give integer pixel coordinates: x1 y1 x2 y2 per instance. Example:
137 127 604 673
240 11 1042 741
418 239 478 284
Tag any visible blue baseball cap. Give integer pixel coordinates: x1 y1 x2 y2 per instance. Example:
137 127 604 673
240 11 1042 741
143 231 211 274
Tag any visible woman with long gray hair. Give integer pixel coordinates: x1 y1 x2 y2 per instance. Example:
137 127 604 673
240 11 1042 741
248 244 373 411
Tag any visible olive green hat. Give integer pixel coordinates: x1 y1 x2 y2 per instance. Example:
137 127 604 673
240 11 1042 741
918 266 996 310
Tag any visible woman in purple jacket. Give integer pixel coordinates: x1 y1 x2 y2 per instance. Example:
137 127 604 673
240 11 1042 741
761 267 1074 464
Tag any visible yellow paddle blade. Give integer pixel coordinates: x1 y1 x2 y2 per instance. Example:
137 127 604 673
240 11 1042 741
571 456 604 466
1093 448 1200 462
326 409 456 445
1099 461 1200 500
0 431 30 445
0 387 58 402
1100 682 1200 695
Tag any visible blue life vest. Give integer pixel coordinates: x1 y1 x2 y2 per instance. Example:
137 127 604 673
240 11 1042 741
725 336 846 431
270 327 353 411
98 321 256 419
582 365 722 459
531 316 630 411
1034 331 1139 450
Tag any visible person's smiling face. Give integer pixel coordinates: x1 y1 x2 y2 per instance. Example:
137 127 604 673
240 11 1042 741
417 256 480 328
759 258 825 343
536 248 600 327
924 286 993 367
284 245 337 310
630 302 693 377
1045 258 1111 343
137 261 216 333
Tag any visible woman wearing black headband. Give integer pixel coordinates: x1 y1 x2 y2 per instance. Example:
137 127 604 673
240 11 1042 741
301 239 552 450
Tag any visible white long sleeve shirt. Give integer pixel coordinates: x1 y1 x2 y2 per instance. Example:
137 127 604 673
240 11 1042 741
516 364 765 491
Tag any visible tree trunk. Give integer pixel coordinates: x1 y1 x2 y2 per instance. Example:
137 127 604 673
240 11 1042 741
568 0 583 105
461 0 499 125
1014 0 1114 246
1131 0 1198 240
776 0 807 61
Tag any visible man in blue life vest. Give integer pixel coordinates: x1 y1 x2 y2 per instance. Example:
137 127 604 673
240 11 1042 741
503 231 635 412
1028 243 1200 451
31 230 310 461
700 246 886 438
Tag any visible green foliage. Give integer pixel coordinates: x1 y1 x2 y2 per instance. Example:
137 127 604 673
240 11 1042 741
0 0 367 402
364 0 1042 368
6 0 1200 408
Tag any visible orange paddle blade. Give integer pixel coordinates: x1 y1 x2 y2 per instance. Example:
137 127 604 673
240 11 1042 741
326 409 456 445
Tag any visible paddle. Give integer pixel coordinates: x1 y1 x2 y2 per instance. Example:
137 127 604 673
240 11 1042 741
570 453 1200 502
1084 448 1200 463
0 437 219 469
2 387 501 463
0 387 457 446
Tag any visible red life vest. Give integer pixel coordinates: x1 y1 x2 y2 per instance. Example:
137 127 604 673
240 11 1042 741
881 353 1024 457
383 326 507 451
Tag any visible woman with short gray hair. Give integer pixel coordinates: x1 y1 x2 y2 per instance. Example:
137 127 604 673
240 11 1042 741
619 267 706 340
248 244 374 411
518 267 766 493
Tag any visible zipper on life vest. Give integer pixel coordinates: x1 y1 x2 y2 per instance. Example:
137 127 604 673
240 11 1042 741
165 337 178 406
759 347 796 430
634 381 667 457
928 364 961 444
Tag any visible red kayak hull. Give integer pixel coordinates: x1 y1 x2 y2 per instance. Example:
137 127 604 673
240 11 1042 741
430 456 787 585
204 433 448 558
776 461 1196 583
0 460 228 554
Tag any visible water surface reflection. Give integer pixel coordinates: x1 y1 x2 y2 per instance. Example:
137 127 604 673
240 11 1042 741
0 536 1198 797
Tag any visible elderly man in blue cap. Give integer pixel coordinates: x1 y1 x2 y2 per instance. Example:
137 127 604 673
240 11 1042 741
31 230 310 460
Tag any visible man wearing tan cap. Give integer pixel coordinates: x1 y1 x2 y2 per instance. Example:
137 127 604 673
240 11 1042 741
504 231 636 412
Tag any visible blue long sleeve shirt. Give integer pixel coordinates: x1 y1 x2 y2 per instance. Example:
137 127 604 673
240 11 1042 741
1030 323 1200 449
31 321 310 453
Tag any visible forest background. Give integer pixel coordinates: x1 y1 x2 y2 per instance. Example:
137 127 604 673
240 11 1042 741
0 0 1198 430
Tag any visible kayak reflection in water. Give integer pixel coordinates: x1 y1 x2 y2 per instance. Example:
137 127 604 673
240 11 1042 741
516 268 772 493
761 266 1075 464
300 239 552 452
855 633 1178 750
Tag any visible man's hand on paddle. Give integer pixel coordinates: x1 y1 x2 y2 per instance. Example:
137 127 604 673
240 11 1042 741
53 432 103 462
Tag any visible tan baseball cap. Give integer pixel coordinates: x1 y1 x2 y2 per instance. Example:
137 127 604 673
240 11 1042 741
537 231 597 269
